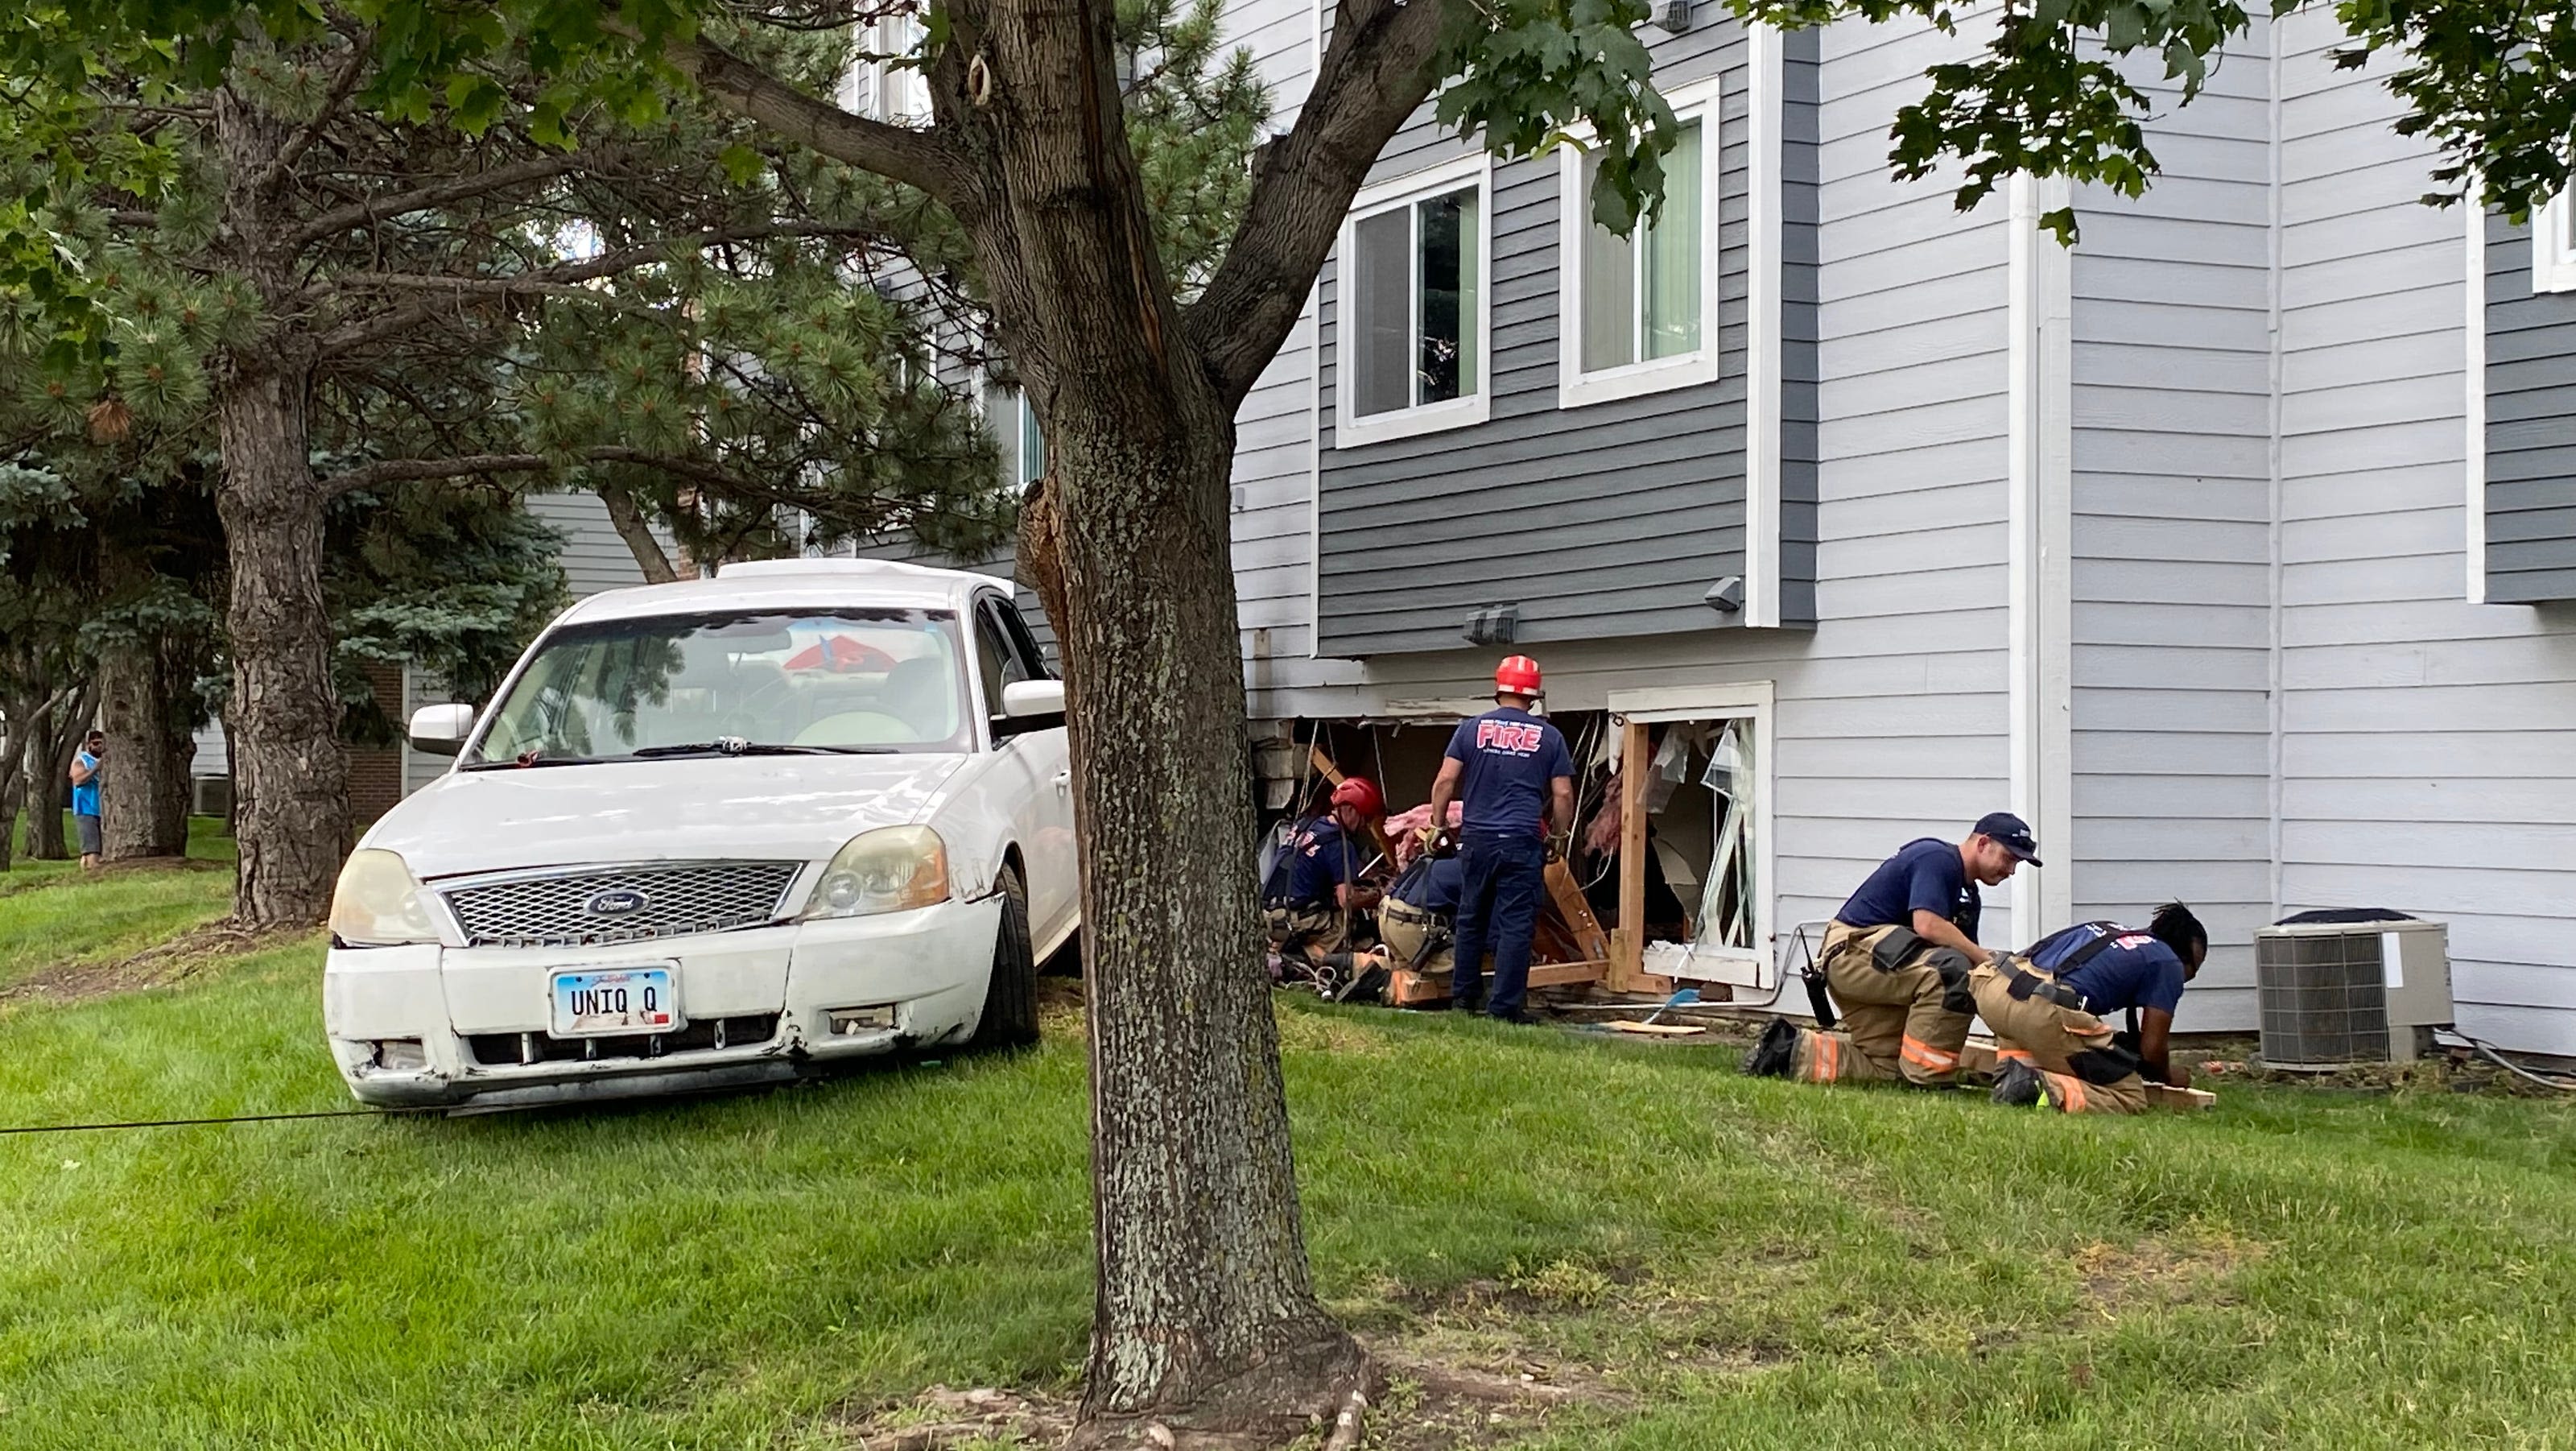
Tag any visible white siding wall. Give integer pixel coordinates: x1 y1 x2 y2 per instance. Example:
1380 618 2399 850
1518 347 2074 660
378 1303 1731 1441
2277 10 2576 1055
1245 14 2030 958
2064 35 2277 1027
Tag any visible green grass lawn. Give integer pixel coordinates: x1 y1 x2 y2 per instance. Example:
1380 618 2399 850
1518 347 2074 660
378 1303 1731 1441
3 865 2575 1449
0 817 235 990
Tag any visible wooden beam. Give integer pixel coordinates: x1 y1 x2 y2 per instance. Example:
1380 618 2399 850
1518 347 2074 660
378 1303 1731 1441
1609 718 1649 992
1385 959 1609 1007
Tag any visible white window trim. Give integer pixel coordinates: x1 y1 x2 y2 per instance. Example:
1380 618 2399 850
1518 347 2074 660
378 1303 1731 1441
871 15 930 124
1331 151 1493 449
2534 192 2576 294
2468 199 2489 602
1555 74 1726 410
1605 681 1775 988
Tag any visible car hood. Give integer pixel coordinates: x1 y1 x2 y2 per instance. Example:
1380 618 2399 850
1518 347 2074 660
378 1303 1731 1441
365 754 969 880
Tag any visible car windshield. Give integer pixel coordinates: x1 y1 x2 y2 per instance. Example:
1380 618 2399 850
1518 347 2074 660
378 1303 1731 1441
465 608 973 765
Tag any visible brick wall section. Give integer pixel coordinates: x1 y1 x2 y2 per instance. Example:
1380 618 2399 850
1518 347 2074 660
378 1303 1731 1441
346 662 405 826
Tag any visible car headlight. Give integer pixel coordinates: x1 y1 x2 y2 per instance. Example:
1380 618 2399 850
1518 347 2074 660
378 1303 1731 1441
801 826 951 920
329 850 442 947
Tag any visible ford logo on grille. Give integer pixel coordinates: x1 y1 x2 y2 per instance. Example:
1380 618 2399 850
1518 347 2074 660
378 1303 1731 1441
584 888 650 918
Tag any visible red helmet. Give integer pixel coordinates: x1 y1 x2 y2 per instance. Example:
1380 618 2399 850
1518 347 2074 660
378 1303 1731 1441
1494 655 1544 699
1329 776 1384 820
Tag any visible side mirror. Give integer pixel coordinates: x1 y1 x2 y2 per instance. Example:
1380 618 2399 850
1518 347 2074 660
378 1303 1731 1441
994 679 1066 737
407 702 477 757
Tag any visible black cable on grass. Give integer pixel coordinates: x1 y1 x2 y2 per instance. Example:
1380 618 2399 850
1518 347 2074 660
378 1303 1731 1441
0 1106 441 1136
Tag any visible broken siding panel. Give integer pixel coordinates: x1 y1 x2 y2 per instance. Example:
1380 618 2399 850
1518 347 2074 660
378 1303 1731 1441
2062 33 2277 1028
2483 211 2576 601
1314 19 1757 657
2277 8 2576 1056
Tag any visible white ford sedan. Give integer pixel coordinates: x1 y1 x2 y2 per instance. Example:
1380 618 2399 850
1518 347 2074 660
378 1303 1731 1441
324 558 1078 1110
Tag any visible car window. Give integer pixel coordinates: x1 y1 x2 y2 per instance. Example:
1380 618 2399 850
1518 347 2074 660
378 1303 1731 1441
972 598 1026 716
469 608 974 762
996 594 1053 679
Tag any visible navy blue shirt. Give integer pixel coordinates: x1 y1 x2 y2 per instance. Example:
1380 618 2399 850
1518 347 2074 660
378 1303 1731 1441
1444 707 1573 839
1390 854 1465 916
1837 837 1979 940
2030 923 2187 1017
1264 817 1360 907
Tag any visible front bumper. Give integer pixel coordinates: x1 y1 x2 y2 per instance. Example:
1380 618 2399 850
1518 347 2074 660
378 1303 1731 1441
324 895 1003 1109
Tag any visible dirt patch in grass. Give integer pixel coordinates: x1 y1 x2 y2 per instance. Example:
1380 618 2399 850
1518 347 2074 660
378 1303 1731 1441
2070 1228 2266 1316
0 920 298 1007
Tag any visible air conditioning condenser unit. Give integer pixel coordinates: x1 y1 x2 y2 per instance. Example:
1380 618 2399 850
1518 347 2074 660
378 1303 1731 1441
2254 916 2452 1069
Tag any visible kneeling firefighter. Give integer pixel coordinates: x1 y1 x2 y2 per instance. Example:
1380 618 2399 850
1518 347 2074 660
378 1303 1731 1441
1977 902 2209 1114
1744 814 2038 1087
1378 845 1467 978
1261 776 1385 961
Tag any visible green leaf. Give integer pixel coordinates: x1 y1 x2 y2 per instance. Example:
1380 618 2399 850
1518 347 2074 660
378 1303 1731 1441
445 74 506 134
717 143 766 186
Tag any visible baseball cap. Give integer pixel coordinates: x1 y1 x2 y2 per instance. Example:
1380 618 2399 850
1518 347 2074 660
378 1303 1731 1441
1972 812 2042 866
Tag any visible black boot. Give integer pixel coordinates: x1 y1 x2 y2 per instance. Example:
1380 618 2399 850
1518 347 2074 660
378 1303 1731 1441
1991 1059 2044 1107
1743 1016 1799 1077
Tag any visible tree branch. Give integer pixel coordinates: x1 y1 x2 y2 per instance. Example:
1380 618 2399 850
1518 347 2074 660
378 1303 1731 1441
596 479 680 584
308 218 898 350
259 31 377 204
320 453 553 496
1179 0 1448 409
652 28 976 216
288 153 598 249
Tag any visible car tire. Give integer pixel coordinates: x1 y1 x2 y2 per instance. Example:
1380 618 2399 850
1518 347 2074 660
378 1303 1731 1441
971 863 1040 1049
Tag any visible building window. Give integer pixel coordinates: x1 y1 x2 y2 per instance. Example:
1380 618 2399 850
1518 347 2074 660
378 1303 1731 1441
1334 154 1491 448
993 385 1045 487
2535 192 2576 294
1558 78 1724 408
871 14 929 124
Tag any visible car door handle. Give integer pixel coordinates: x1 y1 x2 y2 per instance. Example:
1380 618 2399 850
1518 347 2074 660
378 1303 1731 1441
1052 770 1071 793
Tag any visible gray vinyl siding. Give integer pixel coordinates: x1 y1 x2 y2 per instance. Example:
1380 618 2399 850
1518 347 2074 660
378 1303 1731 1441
2277 6 2576 1055
2063 35 2277 1027
1258 12 2029 949
1313 14 1796 656
2483 213 2576 602
1779 31 1821 627
523 491 653 600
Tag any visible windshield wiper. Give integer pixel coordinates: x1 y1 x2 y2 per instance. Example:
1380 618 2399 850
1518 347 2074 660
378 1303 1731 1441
460 752 601 771
626 739 894 759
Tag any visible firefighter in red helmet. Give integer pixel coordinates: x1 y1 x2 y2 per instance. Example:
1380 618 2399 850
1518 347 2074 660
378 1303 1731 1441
1423 656 1575 1022
1261 774 1386 961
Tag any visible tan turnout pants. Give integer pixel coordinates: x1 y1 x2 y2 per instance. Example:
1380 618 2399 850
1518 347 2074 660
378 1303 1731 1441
1264 904 1347 960
1788 920 1975 1087
1967 960 2149 1114
1378 899 1453 975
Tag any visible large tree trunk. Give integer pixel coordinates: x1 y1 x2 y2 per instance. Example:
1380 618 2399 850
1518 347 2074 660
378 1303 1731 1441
25 688 88 861
215 86 351 926
98 544 197 861
954 12 1362 1440
1048 427 1360 1440
0 691 30 871
215 362 348 924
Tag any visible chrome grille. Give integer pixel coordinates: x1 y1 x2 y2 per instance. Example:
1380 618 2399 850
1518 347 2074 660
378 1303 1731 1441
440 862 802 948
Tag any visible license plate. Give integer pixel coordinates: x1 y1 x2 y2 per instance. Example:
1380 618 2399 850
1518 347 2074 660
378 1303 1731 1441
549 966 681 1037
